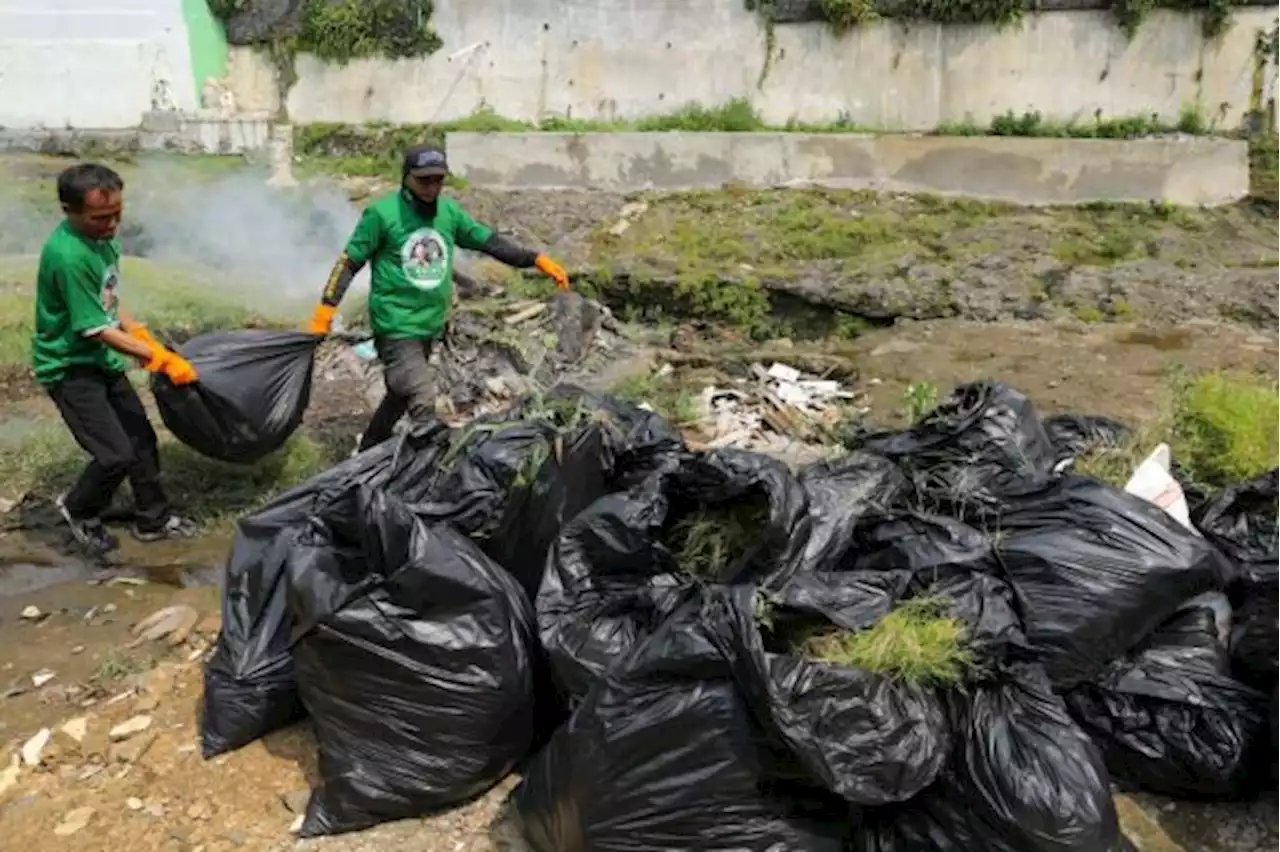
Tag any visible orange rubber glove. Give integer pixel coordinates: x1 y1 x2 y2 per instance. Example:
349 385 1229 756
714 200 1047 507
141 347 198 386
308 304 337 336
163 354 199 386
129 324 159 349
534 254 570 291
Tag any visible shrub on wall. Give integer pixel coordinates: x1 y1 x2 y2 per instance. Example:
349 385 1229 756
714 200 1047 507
750 0 1243 38
300 0 442 63
211 0 442 63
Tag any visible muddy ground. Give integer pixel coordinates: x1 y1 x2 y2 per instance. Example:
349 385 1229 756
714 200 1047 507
0 156 1277 850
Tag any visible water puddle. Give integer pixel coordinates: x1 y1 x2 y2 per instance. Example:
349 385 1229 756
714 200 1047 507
0 560 220 598
1116 328 1193 351
0 563 98 597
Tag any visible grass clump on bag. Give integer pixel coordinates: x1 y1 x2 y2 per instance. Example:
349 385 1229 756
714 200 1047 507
800 598 978 686
665 499 770 580
440 390 618 484
1074 442 1143 488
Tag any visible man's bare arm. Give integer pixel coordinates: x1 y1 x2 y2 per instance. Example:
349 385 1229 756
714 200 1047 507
94 326 155 363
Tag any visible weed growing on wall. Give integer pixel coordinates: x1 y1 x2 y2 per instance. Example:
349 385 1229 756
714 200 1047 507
745 0 1240 41
213 0 441 61
211 0 443 115
300 0 442 63
820 0 879 31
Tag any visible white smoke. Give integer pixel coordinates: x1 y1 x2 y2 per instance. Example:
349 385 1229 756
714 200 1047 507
0 156 370 311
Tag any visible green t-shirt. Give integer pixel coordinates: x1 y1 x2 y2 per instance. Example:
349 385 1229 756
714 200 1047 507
31 221 128 385
345 190 494 339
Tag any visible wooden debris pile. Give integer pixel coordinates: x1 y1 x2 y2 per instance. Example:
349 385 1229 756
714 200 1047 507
689 362 864 453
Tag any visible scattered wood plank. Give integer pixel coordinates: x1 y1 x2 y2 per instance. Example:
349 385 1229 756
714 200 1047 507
504 302 548 326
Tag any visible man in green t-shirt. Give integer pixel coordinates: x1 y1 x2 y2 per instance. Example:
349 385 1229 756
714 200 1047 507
32 163 201 556
306 145 570 451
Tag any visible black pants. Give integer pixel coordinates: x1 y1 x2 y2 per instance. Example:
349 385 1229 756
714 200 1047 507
47 366 169 528
358 337 437 452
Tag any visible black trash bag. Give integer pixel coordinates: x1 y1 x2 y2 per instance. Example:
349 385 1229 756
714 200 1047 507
735 593 951 807
851 665 1125 852
1230 581 1278 694
1193 470 1280 692
471 386 684 601
838 510 1024 658
289 489 537 837
536 449 812 704
153 330 320 464
743 505 1029 808
849 381 1057 502
513 586 849 852
994 475 1232 688
1042 414 1130 464
201 425 453 757
795 452 911 576
1193 469 1279 570
203 389 679 757
1065 595 1271 799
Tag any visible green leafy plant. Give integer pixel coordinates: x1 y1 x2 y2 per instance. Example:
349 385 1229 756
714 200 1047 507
820 0 879 31
902 381 939 423
298 0 442 64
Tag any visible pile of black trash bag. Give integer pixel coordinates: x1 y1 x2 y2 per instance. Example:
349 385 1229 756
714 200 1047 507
199 386 682 822
198 377 1278 842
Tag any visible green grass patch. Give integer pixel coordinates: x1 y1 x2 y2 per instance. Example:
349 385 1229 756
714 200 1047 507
1249 134 1278 207
0 152 249 218
0 256 286 373
608 370 701 427
0 425 335 526
1073 440 1144 488
664 498 770 580
798 597 977 686
979 107 1212 140
92 648 155 682
1174 372 1279 487
586 188 1237 333
901 381 939 423
1074 370 1279 489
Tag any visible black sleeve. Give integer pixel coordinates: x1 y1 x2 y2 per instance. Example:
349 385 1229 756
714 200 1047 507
320 252 365 307
478 233 539 269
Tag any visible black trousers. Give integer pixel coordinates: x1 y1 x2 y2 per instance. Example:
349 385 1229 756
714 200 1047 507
358 337 437 452
47 366 170 528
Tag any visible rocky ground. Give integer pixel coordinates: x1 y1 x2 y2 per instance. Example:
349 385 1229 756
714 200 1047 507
0 152 1276 850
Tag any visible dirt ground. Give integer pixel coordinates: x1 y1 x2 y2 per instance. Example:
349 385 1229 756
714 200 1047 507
0 160 1276 850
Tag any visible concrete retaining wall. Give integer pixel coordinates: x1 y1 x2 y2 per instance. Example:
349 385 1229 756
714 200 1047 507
0 115 272 156
0 0 200 129
224 0 1278 132
447 132 1250 206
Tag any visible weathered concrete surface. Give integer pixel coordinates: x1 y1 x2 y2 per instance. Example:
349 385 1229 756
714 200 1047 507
0 0 200 129
224 1 1278 132
447 132 1250 206
0 115 272 156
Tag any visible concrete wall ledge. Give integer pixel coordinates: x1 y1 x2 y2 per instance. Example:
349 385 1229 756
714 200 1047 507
448 132 1250 207
0 116 272 156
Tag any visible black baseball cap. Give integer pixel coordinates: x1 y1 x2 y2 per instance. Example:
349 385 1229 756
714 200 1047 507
403 145 449 178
